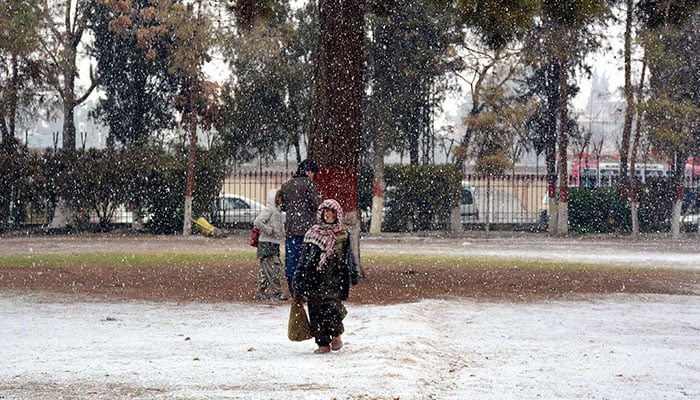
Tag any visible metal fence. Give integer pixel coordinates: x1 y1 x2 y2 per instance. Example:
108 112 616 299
7 172 550 230
464 174 548 225
221 170 294 206
213 172 550 230
12 170 699 232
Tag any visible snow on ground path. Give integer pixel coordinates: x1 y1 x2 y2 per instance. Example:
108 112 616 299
1 292 699 399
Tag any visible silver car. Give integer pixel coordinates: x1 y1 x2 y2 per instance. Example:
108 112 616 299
210 194 265 226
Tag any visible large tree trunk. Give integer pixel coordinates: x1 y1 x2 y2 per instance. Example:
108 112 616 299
308 0 365 270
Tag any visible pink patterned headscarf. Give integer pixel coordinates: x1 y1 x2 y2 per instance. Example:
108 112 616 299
303 199 344 269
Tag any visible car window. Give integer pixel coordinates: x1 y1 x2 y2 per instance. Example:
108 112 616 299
230 198 249 210
462 189 473 205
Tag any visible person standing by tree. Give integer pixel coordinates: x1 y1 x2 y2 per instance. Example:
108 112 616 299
279 159 321 295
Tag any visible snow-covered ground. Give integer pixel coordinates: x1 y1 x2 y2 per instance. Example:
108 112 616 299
1 235 699 399
1 291 699 399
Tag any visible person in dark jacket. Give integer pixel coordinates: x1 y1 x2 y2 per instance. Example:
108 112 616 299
279 159 321 295
293 199 359 354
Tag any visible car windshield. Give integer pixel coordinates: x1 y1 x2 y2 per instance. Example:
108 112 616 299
221 197 250 210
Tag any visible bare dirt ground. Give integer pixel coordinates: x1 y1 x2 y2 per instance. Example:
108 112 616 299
0 232 698 304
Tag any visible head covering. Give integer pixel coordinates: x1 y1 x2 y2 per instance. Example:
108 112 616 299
295 159 318 177
303 199 344 270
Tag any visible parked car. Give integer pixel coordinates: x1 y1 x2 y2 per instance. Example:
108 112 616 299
682 188 700 228
363 182 479 230
209 194 265 227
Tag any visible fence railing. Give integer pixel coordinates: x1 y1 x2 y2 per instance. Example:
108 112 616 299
221 170 294 207
9 170 699 232
464 174 548 225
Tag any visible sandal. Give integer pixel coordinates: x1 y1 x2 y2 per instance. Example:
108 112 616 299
331 336 343 351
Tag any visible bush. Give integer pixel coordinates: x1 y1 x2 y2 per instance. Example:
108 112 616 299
129 145 227 234
10 146 227 234
636 178 673 232
568 188 631 234
383 164 461 232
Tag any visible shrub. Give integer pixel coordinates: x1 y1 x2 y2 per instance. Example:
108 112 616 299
383 164 461 232
636 178 673 232
568 188 631 233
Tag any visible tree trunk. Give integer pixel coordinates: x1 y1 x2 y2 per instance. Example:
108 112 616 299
544 63 560 234
183 86 198 236
618 0 635 200
6 55 20 143
630 54 647 236
60 8 79 151
308 0 365 270
556 52 569 236
670 159 685 239
369 135 385 234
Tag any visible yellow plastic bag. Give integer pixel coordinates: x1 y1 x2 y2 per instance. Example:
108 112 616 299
288 295 313 342
193 217 217 236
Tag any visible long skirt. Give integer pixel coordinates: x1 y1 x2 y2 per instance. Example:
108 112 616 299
307 300 347 347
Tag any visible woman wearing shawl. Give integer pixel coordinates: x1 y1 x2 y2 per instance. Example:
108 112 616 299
292 199 359 354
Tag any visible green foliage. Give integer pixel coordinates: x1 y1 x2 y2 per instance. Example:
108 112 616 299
637 0 700 29
455 0 538 49
87 0 179 147
568 188 630 234
0 146 36 229
643 11 700 168
542 0 611 29
216 1 314 164
566 181 680 234
357 163 374 214
0 0 48 141
636 178 673 232
129 146 226 234
5 147 226 234
50 149 131 230
383 164 462 231
363 0 463 164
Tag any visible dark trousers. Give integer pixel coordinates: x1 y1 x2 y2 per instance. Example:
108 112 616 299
308 301 345 347
285 236 304 294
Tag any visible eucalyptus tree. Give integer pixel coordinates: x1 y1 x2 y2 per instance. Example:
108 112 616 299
363 0 462 233
216 0 315 166
520 0 612 235
0 0 46 148
638 1 700 237
39 0 97 151
87 0 180 147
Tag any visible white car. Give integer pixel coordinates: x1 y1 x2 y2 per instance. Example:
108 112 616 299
210 194 265 226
